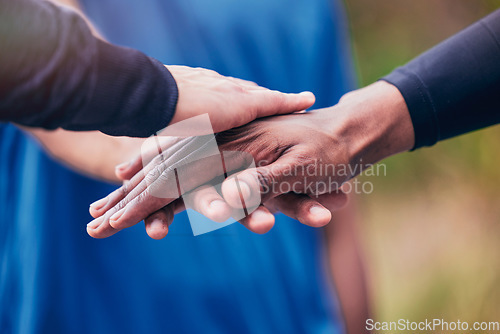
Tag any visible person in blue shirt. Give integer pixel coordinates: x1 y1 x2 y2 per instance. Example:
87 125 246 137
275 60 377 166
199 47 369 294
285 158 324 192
0 0 369 333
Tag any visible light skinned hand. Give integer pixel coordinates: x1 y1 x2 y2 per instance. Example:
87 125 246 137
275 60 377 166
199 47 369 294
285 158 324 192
166 65 315 133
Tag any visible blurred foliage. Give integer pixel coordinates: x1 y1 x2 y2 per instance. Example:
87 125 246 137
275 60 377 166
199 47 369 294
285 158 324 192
344 0 500 328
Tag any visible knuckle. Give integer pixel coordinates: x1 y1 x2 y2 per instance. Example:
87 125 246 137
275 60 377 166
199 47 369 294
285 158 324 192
151 154 165 165
149 155 168 172
136 189 151 205
220 81 246 94
232 84 247 94
271 92 286 108
113 200 126 213
200 68 219 77
294 196 313 215
159 168 175 184
118 184 129 197
145 165 163 184
256 169 274 195
293 152 316 171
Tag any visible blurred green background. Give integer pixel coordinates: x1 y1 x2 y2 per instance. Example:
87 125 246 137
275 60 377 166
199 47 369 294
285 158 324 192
345 0 500 326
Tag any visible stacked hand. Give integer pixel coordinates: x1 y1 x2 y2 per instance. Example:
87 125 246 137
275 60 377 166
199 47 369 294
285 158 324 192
166 65 315 133
87 81 415 239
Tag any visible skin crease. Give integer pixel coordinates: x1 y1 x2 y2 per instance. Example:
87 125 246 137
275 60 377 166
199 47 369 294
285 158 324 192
88 80 414 240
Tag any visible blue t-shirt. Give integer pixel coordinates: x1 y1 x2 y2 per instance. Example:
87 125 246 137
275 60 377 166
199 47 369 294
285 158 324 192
0 0 355 333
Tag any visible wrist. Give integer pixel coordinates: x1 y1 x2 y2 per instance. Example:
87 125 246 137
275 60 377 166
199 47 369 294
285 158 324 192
333 81 415 169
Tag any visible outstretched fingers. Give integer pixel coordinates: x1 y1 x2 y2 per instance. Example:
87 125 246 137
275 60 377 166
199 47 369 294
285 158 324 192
265 191 348 227
248 90 315 120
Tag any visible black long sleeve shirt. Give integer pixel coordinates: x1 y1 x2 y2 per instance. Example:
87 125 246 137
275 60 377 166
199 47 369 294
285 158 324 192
0 0 178 137
383 9 500 150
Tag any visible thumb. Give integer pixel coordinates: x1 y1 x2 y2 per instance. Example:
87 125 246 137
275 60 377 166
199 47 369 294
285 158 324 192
252 90 315 118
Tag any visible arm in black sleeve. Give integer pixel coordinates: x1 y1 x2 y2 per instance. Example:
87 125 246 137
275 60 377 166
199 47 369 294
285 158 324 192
382 9 500 150
0 0 178 137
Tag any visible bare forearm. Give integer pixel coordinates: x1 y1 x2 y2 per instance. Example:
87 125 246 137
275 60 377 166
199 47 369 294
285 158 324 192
24 128 144 183
326 81 415 171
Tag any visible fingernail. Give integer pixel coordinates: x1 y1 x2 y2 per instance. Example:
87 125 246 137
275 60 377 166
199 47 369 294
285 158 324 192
110 209 125 223
210 200 226 211
115 161 130 171
299 91 314 98
309 206 329 217
149 218 166 232
90 197 108 211
87 216 103 229
251 208 273 221
147 218 169 240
